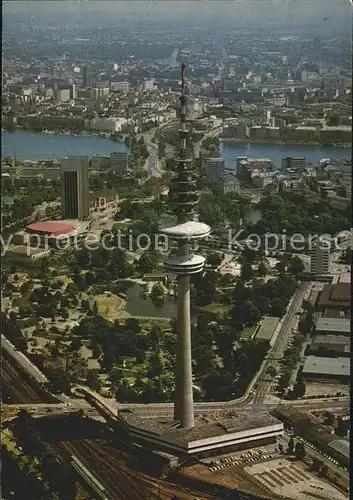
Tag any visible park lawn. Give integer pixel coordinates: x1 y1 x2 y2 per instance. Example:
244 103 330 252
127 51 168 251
137 317 171 330
200 303 232 316
93 294 125 319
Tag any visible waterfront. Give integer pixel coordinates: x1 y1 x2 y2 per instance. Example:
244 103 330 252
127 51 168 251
2 130 128 161
221 141 351 171
1 130 350 167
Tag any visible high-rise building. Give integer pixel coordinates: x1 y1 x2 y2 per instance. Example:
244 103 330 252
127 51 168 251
143 79 154 91
159 64 210 429
60 157 89 220
310 240 330 274
82 65 93 87
56 88 71 103
201 157 225 183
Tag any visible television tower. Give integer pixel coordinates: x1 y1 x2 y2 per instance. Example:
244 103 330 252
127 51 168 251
159 63 210 429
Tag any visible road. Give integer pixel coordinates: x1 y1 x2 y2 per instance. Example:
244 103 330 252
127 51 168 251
3 398 348 420
249 282 310 405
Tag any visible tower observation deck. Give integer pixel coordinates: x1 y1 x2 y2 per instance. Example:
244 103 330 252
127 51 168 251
159 63 210 429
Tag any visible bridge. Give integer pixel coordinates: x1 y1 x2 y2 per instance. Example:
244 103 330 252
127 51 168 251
2 396 349 419
71 385 118 420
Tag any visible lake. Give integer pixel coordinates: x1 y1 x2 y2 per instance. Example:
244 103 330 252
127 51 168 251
124 282 198 324
221 141 350 171
2 130 128 161
124 282 176 318
2 130 350 167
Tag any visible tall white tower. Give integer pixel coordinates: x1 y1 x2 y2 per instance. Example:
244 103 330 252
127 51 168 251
159 64 210 429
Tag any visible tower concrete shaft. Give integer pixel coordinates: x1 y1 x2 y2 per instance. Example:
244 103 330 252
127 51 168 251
159 63 210 429
174 64 194 427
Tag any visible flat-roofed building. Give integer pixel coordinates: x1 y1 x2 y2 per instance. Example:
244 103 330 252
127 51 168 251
120 410 284 458
315 317 350 336
254 316 279 346
5 245 51 262
328 440 349 467
302 356 350 383
309 335 350 357
281 156 307 170
320 126 352 144
317 283 351 313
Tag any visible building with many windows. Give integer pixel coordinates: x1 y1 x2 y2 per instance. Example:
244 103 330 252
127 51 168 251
110 151 129 175
60 156 89 220
310 242 330 274
201 157 225 183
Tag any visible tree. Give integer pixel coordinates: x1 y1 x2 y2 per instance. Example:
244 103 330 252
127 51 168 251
258 261 268 277
150 283 165 304
206 252 222 268
287 436 295 454
80 299 90 311
138 250 162 274
92 301 99 317
311 458 323 471
323 411 335 426
270 298 287 317
69 337 82 352
293 380 306 398
335 416 348 437
275 261 286 274
241 262 253 281
294 441 305 460
86 370 101 391
288 256 305 276
61 309 69 321
149 325 162 350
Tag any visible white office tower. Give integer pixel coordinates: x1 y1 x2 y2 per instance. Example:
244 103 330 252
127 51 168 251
310 239 330 274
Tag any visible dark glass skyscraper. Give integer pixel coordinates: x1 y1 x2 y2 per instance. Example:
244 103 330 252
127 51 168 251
60 157 89 220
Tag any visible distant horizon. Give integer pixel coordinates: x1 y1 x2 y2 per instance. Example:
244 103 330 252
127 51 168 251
3 0 352 30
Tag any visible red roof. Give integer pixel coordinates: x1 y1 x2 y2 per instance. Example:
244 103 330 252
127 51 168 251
27 221 75 236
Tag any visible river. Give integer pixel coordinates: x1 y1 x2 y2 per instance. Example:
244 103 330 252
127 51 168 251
2 130 350 167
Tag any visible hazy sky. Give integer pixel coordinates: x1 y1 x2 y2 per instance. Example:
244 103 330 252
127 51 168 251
3 1 352 28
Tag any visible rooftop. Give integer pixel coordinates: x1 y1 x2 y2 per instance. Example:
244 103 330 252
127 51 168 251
328 439 350 459
311 335 350 352
119 409 281 448
254 316 279 341
302 356 350 377
27 221 76 236
317 283 351 309
315 317 351 334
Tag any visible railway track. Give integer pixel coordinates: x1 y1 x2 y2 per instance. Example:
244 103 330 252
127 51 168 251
2 354 210 499
1 354 45 404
